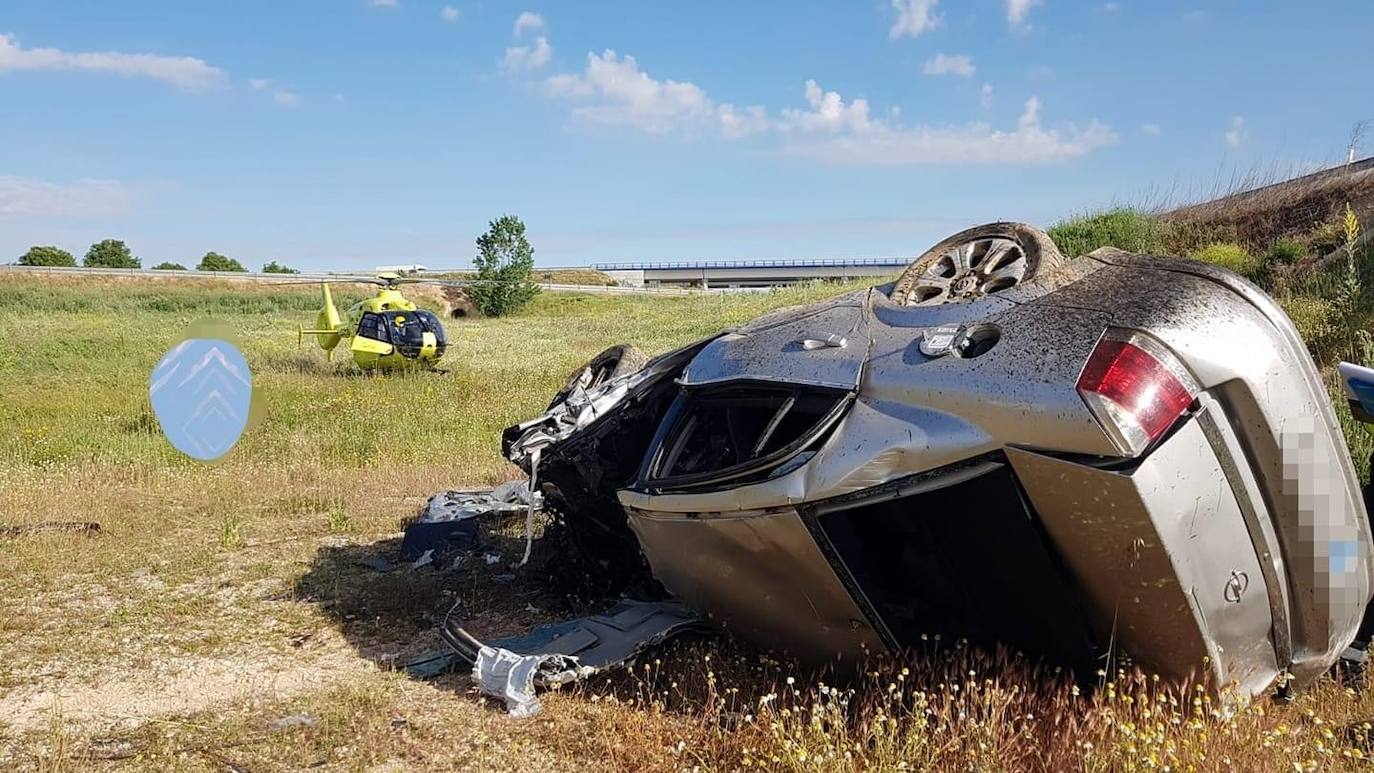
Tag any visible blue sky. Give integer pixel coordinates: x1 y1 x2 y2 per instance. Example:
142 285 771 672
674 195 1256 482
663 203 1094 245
1 1 1371 270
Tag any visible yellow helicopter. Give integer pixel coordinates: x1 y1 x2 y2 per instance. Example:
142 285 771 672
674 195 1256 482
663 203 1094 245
299 273 448 370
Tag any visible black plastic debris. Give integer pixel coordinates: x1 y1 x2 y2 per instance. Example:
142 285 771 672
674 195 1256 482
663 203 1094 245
400 517 477 562
400 481 540 562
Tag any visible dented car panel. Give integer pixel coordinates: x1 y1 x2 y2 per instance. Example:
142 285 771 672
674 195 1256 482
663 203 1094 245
504 224 1374 700
1008 416 1281 697
625 505 886 661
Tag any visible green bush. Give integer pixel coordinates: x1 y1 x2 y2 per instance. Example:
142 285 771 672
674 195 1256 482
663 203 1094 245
151 262 187 270
1047 209 1168 257
84 239 140 268
1191 243 1261 279
17 245 76 267
262 261 299 274
1281 295 1340 362
1265 239 1305 264
196 252 246 272
1305 219 1346 255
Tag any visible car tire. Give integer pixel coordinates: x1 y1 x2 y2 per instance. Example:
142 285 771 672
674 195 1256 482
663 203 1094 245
890 222 1066 307
548 344 649 409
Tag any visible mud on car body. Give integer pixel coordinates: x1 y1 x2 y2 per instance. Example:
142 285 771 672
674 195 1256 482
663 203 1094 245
502 222 1374 699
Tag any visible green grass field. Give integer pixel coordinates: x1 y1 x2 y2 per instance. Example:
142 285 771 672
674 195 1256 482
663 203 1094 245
5 273 1374 771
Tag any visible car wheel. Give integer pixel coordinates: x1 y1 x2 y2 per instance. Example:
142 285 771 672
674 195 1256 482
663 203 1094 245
890 222 1065 307
548 344 649 409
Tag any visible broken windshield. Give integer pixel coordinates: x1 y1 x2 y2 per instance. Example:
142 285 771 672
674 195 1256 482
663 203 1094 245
640 384 849 489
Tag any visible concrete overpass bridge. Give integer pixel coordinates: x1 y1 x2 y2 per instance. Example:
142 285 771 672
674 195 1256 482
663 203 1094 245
592 257 912 288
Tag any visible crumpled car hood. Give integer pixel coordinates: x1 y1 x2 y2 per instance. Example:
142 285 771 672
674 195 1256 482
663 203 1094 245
681 290 871 391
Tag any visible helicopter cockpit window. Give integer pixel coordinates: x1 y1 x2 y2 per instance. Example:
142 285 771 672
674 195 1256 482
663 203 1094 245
383 311 426 346
356 312 390 343
412 310 446 345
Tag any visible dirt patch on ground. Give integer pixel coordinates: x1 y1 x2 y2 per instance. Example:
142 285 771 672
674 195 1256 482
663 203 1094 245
1 639 372 735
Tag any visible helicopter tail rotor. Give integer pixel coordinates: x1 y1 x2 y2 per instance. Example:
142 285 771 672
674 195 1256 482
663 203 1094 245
300 282 344 355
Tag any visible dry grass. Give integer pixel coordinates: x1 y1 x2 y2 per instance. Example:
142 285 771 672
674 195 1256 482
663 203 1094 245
5 273 1374 771
1164 160 1374 256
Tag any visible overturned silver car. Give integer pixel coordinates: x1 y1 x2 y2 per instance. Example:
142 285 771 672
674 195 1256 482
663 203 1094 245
501 222 1374 699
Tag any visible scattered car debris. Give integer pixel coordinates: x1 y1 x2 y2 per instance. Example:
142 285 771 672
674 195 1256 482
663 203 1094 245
489 222 1374 702
400 481 541 562
426 599 708 716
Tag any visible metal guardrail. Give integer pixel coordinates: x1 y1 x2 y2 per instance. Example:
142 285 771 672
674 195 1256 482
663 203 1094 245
0 264 732 295
593 257 913 270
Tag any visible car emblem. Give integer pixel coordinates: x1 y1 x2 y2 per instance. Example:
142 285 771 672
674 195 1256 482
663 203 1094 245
1223 570 1249 603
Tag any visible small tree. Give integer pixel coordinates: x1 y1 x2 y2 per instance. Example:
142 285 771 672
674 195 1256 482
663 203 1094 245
151 262 187 270
18 246 76 267
470 215 539 316
196 252 246 272
262 261 299 274
84 239 140 268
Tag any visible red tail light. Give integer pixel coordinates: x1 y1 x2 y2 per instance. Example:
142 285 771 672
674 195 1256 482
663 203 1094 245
1076 330 1199 456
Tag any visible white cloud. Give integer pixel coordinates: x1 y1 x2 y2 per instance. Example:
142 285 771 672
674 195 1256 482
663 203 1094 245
370 0 399 7
547 50 767 138
513 11 545 37
889 0 941 39
1006 0 1043 28
1018 96 1041 129
0 33 227 91
923 53 975 78
780 80 874 134
0 175 133 218
716 104 771 140
1224 115 1247 147
979 83 994 109
1141 122 1161 135
1103 2 1120 11
540 53 1115 164
333 93 347 105
782 86 1117 166
784 120 1116 166
503 36 552 72
440 5 460 22
249 78 300 107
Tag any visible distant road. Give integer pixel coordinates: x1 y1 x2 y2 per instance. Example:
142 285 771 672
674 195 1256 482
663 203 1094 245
0 264 731 295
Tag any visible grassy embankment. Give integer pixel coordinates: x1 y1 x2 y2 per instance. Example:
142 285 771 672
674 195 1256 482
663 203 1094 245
4 203 1374 771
